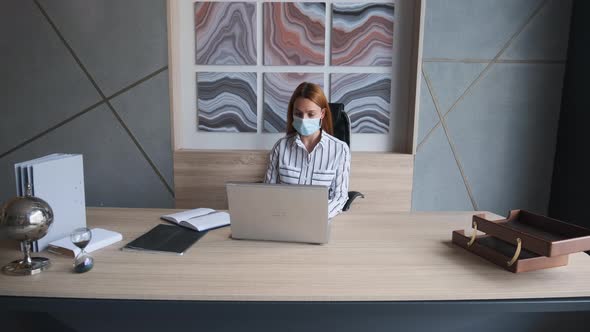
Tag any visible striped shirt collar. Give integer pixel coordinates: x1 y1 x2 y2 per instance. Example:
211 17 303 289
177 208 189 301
290 130 330 150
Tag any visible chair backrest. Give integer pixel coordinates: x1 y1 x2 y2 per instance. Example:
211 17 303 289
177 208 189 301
328 102 351 147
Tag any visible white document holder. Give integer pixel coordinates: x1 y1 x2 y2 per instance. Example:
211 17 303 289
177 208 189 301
14 154 87 252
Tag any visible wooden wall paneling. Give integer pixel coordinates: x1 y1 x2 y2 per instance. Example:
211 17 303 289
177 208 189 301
175 150 413 212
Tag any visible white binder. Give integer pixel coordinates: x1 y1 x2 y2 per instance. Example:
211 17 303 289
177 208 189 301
14 154 87 252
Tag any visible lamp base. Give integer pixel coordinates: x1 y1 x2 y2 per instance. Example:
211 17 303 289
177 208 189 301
2 257 50 276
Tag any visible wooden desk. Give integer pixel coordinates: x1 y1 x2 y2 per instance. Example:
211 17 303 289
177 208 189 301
2 208 590 331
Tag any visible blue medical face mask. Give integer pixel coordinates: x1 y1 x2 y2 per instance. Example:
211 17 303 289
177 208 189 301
293 116 321 136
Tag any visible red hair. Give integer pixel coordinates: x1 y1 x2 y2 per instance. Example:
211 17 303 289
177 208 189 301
286 82 333 135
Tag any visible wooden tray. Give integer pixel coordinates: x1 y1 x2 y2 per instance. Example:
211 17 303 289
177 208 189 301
452 230 569 273
472 210 590 257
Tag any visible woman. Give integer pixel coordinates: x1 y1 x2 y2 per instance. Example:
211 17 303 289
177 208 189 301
264 82 351 219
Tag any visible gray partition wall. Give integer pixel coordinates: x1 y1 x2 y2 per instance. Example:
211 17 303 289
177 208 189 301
413 0 573 215
0 0 174 208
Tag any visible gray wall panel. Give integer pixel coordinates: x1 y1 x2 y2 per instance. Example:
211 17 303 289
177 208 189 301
414 0 572 214
109 70 173 189
37 0 168 96
423 0 541 59
0 0 101 155
417 75 439 144
422 62 487 114
0 0 172 208
501 0 573 61
445 63 564 215
412 126 473 211
0 105 173 208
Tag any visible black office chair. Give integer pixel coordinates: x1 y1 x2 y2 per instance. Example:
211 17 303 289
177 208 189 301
328 103 365 211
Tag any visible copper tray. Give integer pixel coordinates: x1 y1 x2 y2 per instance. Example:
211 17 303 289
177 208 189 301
452 210 590 273
472 210 590 257
452 230 569 273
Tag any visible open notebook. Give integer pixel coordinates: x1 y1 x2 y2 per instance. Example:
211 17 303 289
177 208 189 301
160 208 230 232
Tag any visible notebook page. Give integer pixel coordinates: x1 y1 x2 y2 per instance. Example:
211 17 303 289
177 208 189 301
184 211 230 231
161 208 215 223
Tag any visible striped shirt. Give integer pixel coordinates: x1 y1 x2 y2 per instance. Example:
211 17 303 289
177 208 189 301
264 131 351 219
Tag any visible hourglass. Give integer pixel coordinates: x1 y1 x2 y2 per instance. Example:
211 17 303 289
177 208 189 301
70 227 94 273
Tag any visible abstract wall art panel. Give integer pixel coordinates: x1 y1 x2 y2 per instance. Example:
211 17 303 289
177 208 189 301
264 2 326 66
330 73 391 133
263 73 324 132
197 72 257 132
332 3 395 66
195 2 257 65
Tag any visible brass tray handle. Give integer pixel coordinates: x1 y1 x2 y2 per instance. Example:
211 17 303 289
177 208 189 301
507 238 522 267
467 221 478 247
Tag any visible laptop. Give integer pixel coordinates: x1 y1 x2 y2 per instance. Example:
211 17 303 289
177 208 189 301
226 182 331 244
